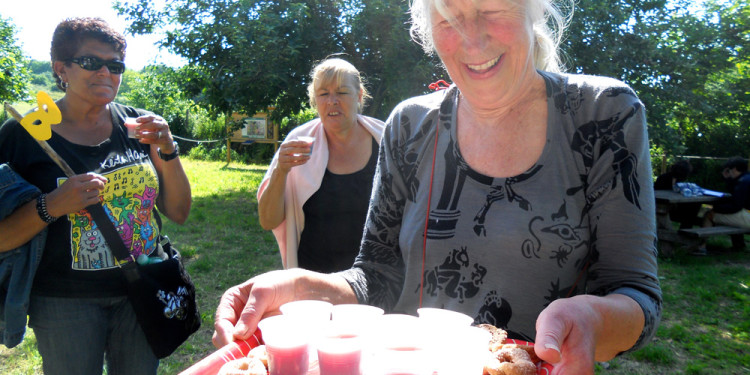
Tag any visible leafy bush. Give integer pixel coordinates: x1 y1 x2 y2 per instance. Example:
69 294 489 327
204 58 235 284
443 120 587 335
280 107 317 140
187 144 244 163
190 111 226 143
120 65 194 138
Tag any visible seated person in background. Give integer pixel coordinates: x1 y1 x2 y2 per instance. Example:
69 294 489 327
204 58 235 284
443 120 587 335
694 157 750 255
654 160 701 228
702 156 750 228
257 57 385 272
654 160 692 190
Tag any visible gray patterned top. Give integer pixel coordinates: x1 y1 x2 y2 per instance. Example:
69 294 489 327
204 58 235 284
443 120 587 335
340 71 662 352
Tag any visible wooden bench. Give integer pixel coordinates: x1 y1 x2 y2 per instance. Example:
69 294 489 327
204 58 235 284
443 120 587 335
678 226 750 238
658 226 750 257
678 226 750 250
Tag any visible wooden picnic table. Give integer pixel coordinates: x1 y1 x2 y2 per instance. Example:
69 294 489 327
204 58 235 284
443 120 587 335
654 190 749 255
654 190 721 228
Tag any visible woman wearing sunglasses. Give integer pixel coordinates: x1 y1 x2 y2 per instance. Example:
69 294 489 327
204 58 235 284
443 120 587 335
0 17 191 374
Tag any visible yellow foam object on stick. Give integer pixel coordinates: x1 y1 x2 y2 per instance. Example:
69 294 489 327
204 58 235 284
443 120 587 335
4 92 74 177
20 91 62 141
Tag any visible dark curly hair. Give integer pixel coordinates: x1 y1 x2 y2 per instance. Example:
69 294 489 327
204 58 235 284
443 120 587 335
723 157 749 173
669 160 693 181
51 17 127 91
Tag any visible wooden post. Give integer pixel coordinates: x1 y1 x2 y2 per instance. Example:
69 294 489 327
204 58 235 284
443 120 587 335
273 120 279 153
661 154 667 174
226 113 232 164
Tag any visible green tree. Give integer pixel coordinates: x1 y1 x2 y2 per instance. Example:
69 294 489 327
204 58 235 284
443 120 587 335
340 0 445 120
114 0 442 122
120 65 195 137
677 0 750 157
0 17 31 104
115 0 750 158
563 0 750 157
120 65 227 148
115 0 341 122
25 60 56 92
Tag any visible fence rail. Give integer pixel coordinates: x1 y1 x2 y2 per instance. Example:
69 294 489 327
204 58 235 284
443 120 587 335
656 154 750 174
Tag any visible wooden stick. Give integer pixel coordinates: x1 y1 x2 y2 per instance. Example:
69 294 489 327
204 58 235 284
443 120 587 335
4 102 76 177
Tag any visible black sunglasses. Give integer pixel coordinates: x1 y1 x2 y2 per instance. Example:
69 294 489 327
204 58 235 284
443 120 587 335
68 56 126 74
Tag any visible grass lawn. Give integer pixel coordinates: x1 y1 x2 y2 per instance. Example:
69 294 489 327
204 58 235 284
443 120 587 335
1 158 748 374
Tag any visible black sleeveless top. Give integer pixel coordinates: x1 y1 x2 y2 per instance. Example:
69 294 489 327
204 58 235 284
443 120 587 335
297 137 378 273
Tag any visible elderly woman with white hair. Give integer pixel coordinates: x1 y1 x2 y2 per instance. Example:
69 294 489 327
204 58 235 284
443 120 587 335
214 1 661 373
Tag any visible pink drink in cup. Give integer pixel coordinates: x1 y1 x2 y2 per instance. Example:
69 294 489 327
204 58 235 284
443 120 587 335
318 350 361 375
266 343 310 375
370 315 433 375
378 346 430 375
124 117 139 138
317 327 363 375
258 315 310 375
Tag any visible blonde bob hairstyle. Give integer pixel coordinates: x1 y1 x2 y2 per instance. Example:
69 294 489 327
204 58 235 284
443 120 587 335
307 58 371 113
409 0 573 73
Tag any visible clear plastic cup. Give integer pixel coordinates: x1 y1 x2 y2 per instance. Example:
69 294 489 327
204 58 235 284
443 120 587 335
257 315 310 375
368 314 433 375
317 323 364 375
280 299 333 373
416 307 474 326
124 117 139 138
280 300 333 324
330 305 384 374
331 304 384 324
296 136 315 156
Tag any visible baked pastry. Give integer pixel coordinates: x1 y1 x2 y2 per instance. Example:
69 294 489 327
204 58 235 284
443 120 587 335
478 324 538 375
248 345 268 368
217 356 267 375
477 323 509 352
217 345 269 375
484 346 536 375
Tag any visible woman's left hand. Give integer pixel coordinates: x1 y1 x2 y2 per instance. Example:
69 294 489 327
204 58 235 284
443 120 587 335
534 294 644 375
134 115 175 152
534 296 599 375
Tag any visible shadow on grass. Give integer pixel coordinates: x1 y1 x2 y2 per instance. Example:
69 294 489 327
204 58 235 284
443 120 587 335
220 164 269 173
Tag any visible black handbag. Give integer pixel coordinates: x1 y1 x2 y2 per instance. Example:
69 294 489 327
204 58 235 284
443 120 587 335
87 202 201 358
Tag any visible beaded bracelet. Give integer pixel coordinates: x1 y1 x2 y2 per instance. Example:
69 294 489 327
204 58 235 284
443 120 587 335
36 193 57 224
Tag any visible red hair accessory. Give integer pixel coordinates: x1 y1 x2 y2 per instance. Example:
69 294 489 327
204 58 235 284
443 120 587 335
428 80 451 91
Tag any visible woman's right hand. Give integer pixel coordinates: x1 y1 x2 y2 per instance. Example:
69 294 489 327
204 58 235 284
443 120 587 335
257 138 313 230
212 269 302 348
46 172 108 218
275 139 312 173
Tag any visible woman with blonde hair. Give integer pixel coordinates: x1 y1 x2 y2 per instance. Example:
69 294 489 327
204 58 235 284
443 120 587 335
257 57 385 272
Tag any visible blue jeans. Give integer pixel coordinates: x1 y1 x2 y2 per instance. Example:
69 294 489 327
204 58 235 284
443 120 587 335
28 295 159 375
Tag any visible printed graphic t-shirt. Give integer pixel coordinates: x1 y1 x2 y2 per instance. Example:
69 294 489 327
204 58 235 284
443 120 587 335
0 103 160 298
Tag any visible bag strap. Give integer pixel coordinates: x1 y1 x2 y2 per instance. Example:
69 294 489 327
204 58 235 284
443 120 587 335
56 147 134 264
83 193 141 283
86 202 133 262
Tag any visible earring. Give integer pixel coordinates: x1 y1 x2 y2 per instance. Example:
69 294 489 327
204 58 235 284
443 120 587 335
61 81 69 90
